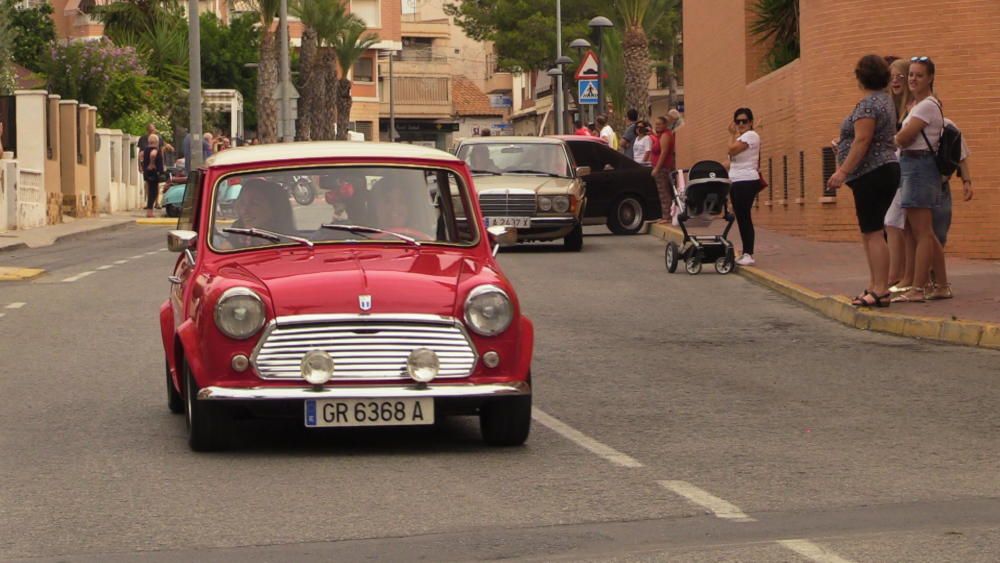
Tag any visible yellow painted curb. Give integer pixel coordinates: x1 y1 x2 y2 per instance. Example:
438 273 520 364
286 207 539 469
135 218 178 225
0 266 45 281
979 325 1000 350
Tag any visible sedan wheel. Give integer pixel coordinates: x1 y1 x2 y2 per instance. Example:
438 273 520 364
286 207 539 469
184 360 227 452
480 395 532 446
563 223 584 252
607 196 645 235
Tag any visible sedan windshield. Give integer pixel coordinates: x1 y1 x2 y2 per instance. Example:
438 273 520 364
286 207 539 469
209 166 477 250
456 143 572 178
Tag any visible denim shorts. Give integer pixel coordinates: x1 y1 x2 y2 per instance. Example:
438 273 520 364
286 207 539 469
899 153 940 209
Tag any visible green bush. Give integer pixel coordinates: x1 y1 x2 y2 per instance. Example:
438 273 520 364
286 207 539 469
110 109 172 143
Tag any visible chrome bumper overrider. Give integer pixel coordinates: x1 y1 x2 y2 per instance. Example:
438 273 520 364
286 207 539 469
198 381 531 401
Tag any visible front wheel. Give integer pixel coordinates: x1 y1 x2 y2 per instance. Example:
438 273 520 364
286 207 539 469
685 256 702 275
291 179 315 205
166 359 183 414
607 195 645 235
563 223 583 252
664 242 679 273
715 249 735 275
480 395 532 446
184 360 228 452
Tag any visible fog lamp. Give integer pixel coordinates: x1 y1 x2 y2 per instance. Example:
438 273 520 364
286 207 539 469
301 350 335 385
231 354 250 372
483 351 500 368
407 348 440 383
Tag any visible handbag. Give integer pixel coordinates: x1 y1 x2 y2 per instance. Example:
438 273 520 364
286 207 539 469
755 147 768 193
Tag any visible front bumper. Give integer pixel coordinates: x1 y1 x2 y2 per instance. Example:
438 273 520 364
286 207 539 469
516 216 578 241
199 381 530 401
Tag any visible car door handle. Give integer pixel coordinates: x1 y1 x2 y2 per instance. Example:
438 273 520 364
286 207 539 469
168 275 182 284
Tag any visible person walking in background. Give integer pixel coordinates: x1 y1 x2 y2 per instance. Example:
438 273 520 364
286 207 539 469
632 121 653 166
884 57 915 293
650 115 675 222
727 108 761 266
892 56 949 303
621 109 639 159
596 115 618 149
827 55 900 307
667 109 684 132
141 134 164 218
574 120 591 136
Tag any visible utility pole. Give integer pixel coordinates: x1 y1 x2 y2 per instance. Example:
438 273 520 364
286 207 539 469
389 50 396 142
555 0 564 135
278 0 292 142
187 0 203 167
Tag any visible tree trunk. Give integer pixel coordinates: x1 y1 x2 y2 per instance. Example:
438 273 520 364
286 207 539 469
296 27 317 141
315 47 337 140
335 78 352 141
256 30 279 144
623 26 652 121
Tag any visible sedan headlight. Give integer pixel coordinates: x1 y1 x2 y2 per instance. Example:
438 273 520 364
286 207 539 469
464 285 514 337
214 287 266 340
552 196 571 213
538 196 553 212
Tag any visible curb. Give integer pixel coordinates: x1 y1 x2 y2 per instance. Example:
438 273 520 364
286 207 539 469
51 219 136 244
0 267 45 281
135 218 178 226
648 222 1000 351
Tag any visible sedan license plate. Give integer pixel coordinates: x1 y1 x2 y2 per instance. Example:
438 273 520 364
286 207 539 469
487 216 531 228
305 398 434 428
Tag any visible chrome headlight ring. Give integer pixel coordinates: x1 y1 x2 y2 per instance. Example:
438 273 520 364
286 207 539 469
552 195 571 213
463 284 514 337
214 287 267 340
538 196 553 212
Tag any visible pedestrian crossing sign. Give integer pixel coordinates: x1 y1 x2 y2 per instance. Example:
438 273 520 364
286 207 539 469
578 79 599 105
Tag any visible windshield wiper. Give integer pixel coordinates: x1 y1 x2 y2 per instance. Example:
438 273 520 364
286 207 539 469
223 227 315 248
320 224 421 247
469 169 502 176
505 169 564 177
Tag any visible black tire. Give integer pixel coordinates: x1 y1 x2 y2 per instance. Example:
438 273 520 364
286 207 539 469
685 256 702 275
480 395 532 446
715 248 736 275
607 195 645 235
183 360 228 452
664 242 679 273
166 359 183 414
291 180 315 205
563 223 584 252
164 204 180 218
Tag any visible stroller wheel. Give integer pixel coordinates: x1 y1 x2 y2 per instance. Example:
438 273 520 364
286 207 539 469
714 256 734 275
664 242 679 273
685 256 702 275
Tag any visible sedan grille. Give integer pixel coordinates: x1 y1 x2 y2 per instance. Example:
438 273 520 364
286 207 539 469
252 315 478 380
479 192 536 217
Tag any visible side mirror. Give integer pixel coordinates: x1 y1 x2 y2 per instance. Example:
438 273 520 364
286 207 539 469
486 225 517 256
167 230 198 252
575 166 591 177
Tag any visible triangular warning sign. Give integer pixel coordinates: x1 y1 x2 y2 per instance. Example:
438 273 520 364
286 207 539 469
575 50 601 80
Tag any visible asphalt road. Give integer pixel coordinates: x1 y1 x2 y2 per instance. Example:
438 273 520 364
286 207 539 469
1 225 998 562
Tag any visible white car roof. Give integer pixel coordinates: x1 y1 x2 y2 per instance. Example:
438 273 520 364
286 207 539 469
204 141 461 168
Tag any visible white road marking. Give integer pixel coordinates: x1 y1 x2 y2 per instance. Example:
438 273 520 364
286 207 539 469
658 480 756 522
144 251 157 256
0 313 6 318
62 271 95 283
5 302 26 309
97 265 113 271
532 408 643 468
778 539 855 563
114 259 128 265
158 248 167 252
129 254 144 260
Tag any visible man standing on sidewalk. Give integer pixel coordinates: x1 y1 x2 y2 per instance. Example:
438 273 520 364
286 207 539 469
621 109 639 160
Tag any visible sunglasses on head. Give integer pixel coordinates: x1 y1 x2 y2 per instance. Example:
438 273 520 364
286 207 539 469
735 119 750 125
910 56 930 62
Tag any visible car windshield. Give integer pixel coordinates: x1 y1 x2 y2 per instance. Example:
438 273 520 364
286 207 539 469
456 143 572 178
209 165 477 250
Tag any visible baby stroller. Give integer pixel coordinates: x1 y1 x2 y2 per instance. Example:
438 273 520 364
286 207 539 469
664 160 736 275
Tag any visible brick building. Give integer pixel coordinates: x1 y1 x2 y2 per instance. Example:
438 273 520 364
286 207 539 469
679 0 1000 259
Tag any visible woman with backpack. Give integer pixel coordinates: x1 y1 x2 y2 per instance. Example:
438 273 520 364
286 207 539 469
892 56 949 302
141 134 164 218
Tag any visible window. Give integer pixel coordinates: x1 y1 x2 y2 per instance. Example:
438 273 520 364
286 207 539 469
178 170 202 232
351 0 379 28
353 57 374 83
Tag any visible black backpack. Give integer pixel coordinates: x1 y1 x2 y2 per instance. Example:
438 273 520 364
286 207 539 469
919 99 963 177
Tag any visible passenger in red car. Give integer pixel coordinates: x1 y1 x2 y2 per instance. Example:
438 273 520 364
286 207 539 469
371 178 434 239
220 179 296 248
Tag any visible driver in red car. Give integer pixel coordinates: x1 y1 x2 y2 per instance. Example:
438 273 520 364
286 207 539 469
371 177 434 240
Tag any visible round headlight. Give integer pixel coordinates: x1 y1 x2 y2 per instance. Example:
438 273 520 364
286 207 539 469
214 287 266 340
553 196 571 213
301 350 335 385
538 196 553 211
464 285 514 336
407 348 440 383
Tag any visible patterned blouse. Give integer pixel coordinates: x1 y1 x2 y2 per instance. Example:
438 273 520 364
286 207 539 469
836 91 898 183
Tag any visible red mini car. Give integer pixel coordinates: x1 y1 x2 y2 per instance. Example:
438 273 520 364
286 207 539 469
160 143 533 451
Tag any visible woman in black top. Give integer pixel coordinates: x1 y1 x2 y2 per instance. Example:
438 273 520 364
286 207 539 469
141 134 164 218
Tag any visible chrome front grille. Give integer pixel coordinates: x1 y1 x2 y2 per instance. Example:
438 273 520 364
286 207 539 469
479 191 537 217
252 315 478 380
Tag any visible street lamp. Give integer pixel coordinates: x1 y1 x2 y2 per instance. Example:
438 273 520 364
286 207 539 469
546 67 562 135
555 55 573 134
569 38 591 124
588 16 614 117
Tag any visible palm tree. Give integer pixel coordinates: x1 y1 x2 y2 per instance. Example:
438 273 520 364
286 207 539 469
291 0 323 140
331 20 378 140
749 0 799 71
246 0 281 143
93 0 182 43
612 0 670 121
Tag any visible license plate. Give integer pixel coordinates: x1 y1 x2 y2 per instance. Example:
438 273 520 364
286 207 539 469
304 398 434 427
487 216 531 228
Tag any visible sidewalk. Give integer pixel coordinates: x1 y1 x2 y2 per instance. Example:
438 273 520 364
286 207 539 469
650 222 1000 350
